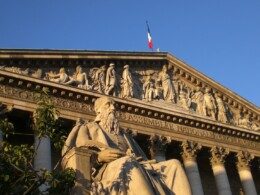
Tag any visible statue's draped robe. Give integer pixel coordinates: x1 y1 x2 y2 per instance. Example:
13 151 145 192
158 72 175 102
63 122 191 195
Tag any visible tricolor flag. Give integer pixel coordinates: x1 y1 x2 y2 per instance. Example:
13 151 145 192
146 21 153 49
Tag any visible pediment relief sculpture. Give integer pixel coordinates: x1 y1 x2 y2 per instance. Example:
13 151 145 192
62 96 192 194
0 62 259 131
46 67 69 84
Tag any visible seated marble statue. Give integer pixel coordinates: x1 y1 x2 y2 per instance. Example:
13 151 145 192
62 96 191 195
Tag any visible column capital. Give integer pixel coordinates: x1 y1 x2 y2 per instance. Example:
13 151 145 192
236 151 254 171
149 134 171 158
181 140 202 161
210 146 229 166
123 128 138 137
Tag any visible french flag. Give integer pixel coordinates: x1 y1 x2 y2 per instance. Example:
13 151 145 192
146 21 153 49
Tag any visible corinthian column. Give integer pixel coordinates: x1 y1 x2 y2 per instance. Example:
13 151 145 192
236 151 257 195
34 135 52 171
149 135 171 162
181 140 204 195
0 130 3 142
34 135 52 192
210 146 232 195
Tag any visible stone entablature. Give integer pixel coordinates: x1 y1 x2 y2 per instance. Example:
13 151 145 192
0 69 259 157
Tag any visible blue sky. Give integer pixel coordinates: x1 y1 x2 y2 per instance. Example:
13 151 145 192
0 0 259 106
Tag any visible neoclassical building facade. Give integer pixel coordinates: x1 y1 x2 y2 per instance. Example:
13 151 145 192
0 49 259 195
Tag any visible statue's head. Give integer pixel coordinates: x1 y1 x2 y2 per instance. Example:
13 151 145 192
94 96 115 115
205 87 211 93
124 64 129 69
195 86 200 92
60 68 65 73
109 63 115 68
94 96 119 133
76 65 82 73
162 64 168 72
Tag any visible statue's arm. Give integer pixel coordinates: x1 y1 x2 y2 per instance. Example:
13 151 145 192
75 125 91 148
62 124 82 156
83 73 89 86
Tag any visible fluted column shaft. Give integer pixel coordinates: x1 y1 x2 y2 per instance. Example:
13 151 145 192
236 151 257 195
210 147 232 195
0 130 3 142
34 136 52 171
182 141 204 195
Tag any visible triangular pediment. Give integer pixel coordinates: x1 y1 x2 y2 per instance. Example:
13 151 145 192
0 49 259 133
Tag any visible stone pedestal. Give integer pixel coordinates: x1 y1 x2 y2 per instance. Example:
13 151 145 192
62 147 94 195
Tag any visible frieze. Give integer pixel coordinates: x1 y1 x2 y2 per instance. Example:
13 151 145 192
118 111 258 149
0 85 94 114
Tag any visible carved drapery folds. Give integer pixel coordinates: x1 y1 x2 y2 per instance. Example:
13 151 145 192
210 146 229 166
0 61 259 132
181 140 202 161
120 65 133 99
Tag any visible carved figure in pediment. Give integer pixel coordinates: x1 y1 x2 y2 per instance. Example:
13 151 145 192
62 96 191 195
105 63 116 95
65 66 90 89
31 69 43 79
157 65 176 103
47 67 69 84
190 86 204 115
120 65 133 99
202 88 216 119
172 75 181 100
178 90 191 110
154 80 163 100
4 66 29 75
215 94 228 123
90 65 106 93
143 75 156 101
251 123 260 131
238 114 251 129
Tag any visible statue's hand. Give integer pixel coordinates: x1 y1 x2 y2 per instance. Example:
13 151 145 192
98 149 125 163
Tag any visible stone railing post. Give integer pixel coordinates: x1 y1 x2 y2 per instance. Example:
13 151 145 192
210 146 232 195
181 140 204 195
236 151 257 195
